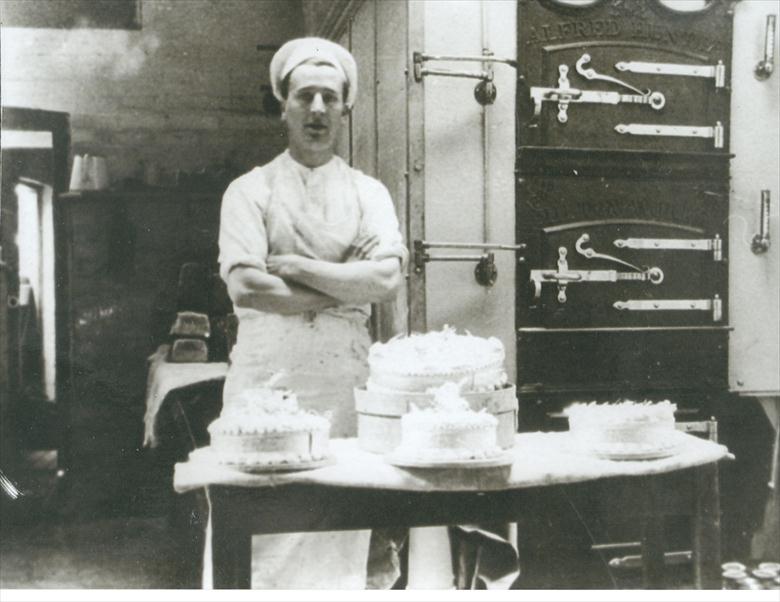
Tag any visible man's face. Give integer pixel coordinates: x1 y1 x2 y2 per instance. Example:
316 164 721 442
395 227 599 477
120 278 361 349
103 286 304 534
283 63 346 164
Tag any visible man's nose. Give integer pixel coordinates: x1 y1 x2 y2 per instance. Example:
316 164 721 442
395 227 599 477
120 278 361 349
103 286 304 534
310 93 326 114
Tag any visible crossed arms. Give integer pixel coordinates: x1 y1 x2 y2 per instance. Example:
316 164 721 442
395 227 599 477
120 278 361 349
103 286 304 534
226 235 403 315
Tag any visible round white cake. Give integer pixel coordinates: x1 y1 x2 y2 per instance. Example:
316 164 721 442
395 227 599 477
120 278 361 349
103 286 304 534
565 400 679 457
392 383 502 463
207 387 330 467
366 326 508 393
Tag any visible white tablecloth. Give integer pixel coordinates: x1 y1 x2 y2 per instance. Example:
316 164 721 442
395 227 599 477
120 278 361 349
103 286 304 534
143 344 228 447
174 431 733 493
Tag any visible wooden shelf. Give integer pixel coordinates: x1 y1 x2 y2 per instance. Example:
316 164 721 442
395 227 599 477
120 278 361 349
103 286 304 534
59 188 221 202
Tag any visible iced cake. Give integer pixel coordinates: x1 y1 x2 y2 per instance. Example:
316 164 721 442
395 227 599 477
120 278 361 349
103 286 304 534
390 382 503 463
206 386 330 467
565 400 680 458
366 326 508 393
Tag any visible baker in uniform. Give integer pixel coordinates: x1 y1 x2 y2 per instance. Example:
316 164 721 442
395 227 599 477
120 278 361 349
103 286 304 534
217 37 407 588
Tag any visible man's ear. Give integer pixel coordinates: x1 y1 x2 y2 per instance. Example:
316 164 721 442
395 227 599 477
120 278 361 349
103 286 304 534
342 105 352 117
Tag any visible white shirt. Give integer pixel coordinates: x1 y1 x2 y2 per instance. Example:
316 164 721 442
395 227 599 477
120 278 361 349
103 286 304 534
218 150 407 322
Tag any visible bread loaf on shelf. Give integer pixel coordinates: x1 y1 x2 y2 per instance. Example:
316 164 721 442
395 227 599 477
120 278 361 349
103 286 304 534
169 311 211 339
169 338 209 363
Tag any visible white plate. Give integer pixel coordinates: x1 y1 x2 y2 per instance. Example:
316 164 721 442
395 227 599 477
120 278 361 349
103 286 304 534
585 445 682 461
189 447 336 473
385 452 514 470
564 432 687 461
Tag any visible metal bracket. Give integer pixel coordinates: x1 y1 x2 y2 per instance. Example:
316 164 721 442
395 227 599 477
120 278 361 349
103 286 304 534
556 246 569 302
613 295 722 322
614 235 723 262
614 122 724 148
413 240 527 287
616 60 726 89
752 190 772 254
755 14 776 80
412 51 517 105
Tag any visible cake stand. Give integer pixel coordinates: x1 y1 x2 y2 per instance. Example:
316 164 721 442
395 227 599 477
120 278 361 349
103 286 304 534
564 431 689 461
189 447 336 473
385 451 514 470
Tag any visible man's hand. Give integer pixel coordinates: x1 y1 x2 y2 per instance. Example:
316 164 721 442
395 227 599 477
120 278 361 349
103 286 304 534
273 255 402 304
266 254 305 279
227 265 338 315
345 234 380 262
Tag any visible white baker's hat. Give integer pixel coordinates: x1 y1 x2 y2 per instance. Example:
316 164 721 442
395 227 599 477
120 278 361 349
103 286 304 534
270 37 358 109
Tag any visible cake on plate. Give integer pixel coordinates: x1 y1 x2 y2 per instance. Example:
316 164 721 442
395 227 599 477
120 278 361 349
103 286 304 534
389 382 504 464
355 326 517 453
366 326 508 393
203 386 331 469
564 400 680 459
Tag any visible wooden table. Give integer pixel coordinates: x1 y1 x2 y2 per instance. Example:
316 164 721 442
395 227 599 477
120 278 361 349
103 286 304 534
174 433 731 589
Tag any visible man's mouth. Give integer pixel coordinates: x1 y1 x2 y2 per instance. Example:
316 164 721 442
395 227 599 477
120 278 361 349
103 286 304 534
305 123 328 133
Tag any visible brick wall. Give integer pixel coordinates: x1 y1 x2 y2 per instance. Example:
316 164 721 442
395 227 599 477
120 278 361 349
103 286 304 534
1 0 303 183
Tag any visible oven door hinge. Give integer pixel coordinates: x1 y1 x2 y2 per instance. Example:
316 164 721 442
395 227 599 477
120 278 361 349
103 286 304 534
613 295 723 322
613 235 724 262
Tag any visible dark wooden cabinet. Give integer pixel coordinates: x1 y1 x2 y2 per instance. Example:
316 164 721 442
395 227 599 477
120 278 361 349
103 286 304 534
56 190 223 469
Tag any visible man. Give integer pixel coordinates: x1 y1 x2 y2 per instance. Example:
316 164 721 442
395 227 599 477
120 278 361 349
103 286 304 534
216 37 407 588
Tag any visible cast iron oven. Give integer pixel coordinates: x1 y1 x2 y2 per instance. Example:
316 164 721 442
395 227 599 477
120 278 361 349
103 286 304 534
515 0 733 420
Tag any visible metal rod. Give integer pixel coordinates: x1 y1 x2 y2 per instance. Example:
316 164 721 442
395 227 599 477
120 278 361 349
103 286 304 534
518 326 734 333
420 241 526 251
481 0 490 246
418 53 517 67
424 254 486 262
420 68 489 80
609 551 693 570
761 189 771 239
592 542 642 551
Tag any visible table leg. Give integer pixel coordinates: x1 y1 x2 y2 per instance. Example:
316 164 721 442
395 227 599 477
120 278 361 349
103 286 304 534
641 478 666 589
693 464 721 589
210 489 252 589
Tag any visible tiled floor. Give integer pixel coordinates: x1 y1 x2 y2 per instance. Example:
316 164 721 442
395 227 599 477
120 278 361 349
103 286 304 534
0 515 183 588
0 460 192 589
0 475 681 591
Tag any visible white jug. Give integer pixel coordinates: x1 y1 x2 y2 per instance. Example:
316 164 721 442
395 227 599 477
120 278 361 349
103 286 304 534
69 154 110 191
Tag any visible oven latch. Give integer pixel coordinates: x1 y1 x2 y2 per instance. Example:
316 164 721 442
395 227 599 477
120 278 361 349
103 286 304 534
529 54 666 124
614 296 723 322
530 240 664 303
412 51 517 105
530 64 665 124
413 240 527 287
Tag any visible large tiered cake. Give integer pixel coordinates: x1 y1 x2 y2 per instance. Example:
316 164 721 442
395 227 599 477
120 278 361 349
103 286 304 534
390 383 503 464
366 327 508 393
203 387 331 469
565 400 680 459
355 327 517 453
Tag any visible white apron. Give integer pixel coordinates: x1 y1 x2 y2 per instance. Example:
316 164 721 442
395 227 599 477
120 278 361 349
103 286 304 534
209 311 373 589
212 151 407 589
